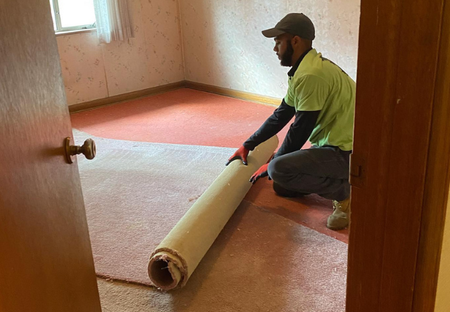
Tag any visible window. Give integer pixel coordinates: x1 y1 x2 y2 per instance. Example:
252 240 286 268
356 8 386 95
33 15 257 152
49 0 96 33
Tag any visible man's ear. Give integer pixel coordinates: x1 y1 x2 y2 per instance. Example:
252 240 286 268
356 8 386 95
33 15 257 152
291 35 302 47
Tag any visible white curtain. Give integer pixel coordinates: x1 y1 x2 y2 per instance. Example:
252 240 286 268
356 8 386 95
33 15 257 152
93 0 134 43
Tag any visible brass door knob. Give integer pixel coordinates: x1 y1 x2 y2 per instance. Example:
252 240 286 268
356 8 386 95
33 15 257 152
64 137 96 164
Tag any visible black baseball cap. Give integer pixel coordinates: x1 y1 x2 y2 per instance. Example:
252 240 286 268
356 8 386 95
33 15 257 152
262 13 315 40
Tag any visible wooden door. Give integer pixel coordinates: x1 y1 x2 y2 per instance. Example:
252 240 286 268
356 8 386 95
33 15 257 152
0 1 102 311
346 0 449 310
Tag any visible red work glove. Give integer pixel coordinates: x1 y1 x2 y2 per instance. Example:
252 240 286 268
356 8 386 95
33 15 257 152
226 145 250 166
249 163 270 184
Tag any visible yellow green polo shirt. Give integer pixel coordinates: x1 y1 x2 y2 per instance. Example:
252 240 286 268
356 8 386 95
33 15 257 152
284 49 356 151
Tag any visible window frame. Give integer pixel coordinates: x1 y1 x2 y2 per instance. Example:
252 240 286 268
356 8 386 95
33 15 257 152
50 0 96 33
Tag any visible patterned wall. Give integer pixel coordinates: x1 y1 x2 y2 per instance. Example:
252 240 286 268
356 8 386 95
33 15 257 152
179 0 361 99
57 0 184 105
57 0 360 105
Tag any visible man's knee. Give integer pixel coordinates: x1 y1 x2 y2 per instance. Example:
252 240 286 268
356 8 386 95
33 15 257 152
268 156 291 183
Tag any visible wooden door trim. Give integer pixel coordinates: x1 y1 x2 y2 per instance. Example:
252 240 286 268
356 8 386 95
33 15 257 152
68 81 186 113
346 0 447 310
413 0 450 310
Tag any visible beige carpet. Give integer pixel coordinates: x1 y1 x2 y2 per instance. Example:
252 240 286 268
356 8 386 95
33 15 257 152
74 130 347 311
74 129 234 285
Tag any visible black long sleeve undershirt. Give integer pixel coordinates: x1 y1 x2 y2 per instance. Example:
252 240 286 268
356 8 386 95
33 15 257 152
243 100 320 157
243 100 295 150
274 109 320 158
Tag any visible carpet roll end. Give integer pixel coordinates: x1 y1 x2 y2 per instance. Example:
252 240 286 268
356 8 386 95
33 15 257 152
148 251 186 291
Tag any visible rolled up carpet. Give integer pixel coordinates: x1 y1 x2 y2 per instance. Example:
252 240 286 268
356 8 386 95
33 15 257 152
148 135 279 290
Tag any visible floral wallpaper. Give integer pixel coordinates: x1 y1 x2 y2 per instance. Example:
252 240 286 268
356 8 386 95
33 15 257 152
56 0 360 105
56 0 184 105
57 31 108 105
179 0 361 99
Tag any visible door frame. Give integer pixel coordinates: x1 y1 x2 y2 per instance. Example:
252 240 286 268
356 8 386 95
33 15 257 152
347 0 450 310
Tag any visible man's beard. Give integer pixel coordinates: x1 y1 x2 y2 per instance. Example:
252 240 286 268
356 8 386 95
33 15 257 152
280 42 294 66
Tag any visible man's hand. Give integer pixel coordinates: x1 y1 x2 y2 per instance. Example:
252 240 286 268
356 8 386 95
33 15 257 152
226 145 249 166
249 163 270 184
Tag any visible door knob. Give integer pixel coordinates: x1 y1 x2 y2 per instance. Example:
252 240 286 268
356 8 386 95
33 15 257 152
64 137 96 164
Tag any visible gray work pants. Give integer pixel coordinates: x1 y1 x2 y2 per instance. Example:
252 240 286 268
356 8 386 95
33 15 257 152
267 146 351 201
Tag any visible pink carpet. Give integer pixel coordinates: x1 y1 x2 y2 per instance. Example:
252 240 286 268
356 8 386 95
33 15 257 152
246 180 347 242
70 88 293 149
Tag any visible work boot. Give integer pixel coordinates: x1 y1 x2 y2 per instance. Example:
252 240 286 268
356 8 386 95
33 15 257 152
326 197 351 230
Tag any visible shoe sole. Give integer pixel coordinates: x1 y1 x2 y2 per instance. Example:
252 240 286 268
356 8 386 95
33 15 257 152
326 224 348 231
